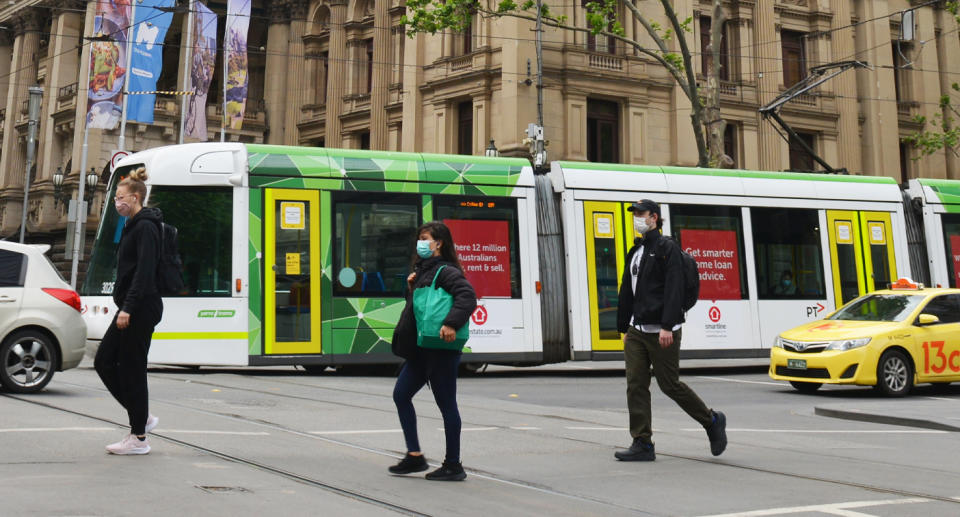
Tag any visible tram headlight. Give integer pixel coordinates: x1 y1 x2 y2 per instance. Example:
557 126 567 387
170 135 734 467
825 337 871 351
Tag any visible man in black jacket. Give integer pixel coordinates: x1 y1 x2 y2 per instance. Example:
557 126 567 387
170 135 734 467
614 199 727 461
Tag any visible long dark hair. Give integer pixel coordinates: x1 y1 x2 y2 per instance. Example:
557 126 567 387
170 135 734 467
415 221 463 270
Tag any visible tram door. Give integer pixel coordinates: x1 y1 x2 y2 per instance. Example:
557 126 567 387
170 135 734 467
264 189 322 355
826 211 897 308
583 202 627 350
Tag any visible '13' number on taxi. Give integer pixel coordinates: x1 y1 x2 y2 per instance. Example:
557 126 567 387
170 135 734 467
921 341 960 374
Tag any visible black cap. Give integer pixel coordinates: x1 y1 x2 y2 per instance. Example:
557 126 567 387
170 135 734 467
627 199 660 216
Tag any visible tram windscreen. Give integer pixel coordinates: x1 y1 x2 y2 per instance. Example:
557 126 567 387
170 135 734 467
81 164 140 296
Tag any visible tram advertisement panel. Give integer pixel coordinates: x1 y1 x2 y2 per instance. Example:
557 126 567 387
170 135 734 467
445 219 512 298
681 229 741 300
951 235 960 287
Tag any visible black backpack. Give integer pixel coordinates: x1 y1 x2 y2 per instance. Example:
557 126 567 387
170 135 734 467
157 223 185 296
659 236 700 312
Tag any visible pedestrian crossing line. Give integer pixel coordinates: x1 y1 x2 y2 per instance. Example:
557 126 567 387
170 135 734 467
679 428 948 434
0 427 115 433
695 497 928 517
161 430 271 436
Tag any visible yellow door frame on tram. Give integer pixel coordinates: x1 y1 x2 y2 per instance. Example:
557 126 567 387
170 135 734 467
264 189 322 355
583 201 626 351
826 210 896 308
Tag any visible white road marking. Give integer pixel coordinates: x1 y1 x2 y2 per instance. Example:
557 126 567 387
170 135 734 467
926 396 957 402
680 428 947 434
160 430 271 436
696 375 784 387
309 429 403 435
0 427 115 433
695 497 928 517
442 427 498 432
565 426 629 431
509 426 541 430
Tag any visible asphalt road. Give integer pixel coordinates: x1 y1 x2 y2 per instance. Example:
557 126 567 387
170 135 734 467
1 359 959 516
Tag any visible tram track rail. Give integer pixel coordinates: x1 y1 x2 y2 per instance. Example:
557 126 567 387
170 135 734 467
13 374 960 510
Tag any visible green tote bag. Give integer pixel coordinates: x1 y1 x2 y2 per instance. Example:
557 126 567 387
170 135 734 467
413 266 470 350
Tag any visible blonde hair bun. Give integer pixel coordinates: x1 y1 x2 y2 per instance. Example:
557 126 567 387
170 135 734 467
129 166 149 182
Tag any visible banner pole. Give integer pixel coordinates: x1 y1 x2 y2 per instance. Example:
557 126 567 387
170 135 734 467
221 8 227 143
179 0 194 145
117 0 137 152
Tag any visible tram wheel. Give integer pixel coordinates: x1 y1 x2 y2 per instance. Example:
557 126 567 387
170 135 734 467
789 381 822 394
302 365 328 374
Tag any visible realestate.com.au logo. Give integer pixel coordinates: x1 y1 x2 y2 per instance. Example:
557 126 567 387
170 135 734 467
471 306 488 325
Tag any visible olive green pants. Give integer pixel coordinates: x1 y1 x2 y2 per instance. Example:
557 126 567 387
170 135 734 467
624 327 713 443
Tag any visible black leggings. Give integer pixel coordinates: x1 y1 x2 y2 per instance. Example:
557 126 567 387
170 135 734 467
392 348 462 463
94 301 161 435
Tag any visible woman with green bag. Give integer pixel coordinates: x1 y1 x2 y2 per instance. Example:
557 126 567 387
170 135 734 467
389 221 476 481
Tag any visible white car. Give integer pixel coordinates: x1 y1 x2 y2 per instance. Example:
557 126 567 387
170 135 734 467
0 240 86 393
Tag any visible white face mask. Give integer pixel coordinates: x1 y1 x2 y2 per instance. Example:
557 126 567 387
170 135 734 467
634 216 651 235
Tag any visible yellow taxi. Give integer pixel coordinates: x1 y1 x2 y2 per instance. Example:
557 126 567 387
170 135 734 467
770 278 960 396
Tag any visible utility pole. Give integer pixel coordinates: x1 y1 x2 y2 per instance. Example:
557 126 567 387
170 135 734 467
20 87 43 243
527 0 546 172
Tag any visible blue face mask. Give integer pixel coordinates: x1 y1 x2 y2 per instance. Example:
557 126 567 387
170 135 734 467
416 239 434 259
782 279 792 287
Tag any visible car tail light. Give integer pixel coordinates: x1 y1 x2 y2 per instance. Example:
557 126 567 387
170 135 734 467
42 288 82 313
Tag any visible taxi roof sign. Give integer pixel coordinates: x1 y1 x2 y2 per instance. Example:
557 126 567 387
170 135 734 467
889 277 923 290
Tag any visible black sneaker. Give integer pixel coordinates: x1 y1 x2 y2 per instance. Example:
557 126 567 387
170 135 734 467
388 453 429 475
614 438 655 461
425 460 467 481
706 410 727 456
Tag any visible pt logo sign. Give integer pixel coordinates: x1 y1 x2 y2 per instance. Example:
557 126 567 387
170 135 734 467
806 303 826 318
471 305 488 325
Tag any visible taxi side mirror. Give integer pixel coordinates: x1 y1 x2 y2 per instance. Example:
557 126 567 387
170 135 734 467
916 313 940 326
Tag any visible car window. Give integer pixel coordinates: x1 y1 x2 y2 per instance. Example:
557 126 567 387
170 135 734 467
828 294 925 322
919 295 960 324
0 249 26 287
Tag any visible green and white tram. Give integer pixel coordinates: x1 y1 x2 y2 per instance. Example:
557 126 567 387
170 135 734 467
906 178 960 289
81 143 543 367
549 162 913 359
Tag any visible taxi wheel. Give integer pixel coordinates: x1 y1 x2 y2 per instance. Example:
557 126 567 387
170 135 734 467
789 381 822 394
0 330 58 394
875 350 913 397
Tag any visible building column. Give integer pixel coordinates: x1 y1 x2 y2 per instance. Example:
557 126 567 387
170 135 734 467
912 6 946 179
284 0 308 145
935 6 960 179
472 91 490 155
829 0 861 175
0 9 42 236
752 1 780 171
400 31 423 152
369 0 392 150
854 0 900 178
264 1 290 145
325 0 347 148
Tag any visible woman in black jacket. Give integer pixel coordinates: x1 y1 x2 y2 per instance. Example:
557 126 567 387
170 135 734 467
94 167 164 455
389 221 476 481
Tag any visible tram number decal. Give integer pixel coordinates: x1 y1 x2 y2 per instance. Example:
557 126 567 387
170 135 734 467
922 341 960 374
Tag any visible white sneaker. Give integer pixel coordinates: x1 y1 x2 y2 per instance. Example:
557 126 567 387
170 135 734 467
106 434 151 455
145 414 159 433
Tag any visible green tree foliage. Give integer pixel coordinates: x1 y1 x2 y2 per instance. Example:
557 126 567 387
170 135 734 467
403 0 728 167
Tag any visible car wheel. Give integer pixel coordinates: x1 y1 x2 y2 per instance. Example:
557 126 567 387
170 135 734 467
789 381 822 394
875 349 913 397
1 330 58 394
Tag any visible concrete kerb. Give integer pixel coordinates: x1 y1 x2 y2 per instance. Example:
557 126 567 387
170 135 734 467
814 405 960 432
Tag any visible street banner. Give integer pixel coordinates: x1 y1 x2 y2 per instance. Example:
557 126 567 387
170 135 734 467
86 0 131 129
680 229 741 300
127 0 175 123
225 0 251 129
951 235 960 287
444 219 512 298
184 3 217 140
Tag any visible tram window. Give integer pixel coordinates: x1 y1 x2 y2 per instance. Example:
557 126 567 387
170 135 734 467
752 208 826 300
941 214 960 288
435 196 521 299
670 204 748 300
333 193 420 297
150 187 233 296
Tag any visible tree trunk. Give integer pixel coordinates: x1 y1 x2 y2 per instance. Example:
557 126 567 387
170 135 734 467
704 0 733 168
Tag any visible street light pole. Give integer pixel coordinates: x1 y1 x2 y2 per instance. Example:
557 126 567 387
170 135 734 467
20 86 43 243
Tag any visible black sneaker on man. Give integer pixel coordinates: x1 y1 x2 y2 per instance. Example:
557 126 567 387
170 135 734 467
425 460 467 481
388 453 429 475
614 438 655 461
706 410 727 456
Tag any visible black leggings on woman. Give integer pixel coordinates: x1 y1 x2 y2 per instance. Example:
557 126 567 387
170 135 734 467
94 299 162 436
393 348 462 463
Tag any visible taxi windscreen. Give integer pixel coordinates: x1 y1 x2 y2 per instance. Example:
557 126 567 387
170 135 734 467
828 294 925 322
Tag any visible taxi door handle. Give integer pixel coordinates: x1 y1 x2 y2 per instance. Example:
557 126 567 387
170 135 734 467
0 297 16 303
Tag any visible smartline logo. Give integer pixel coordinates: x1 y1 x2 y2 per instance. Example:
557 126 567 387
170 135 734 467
197 310 236 318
